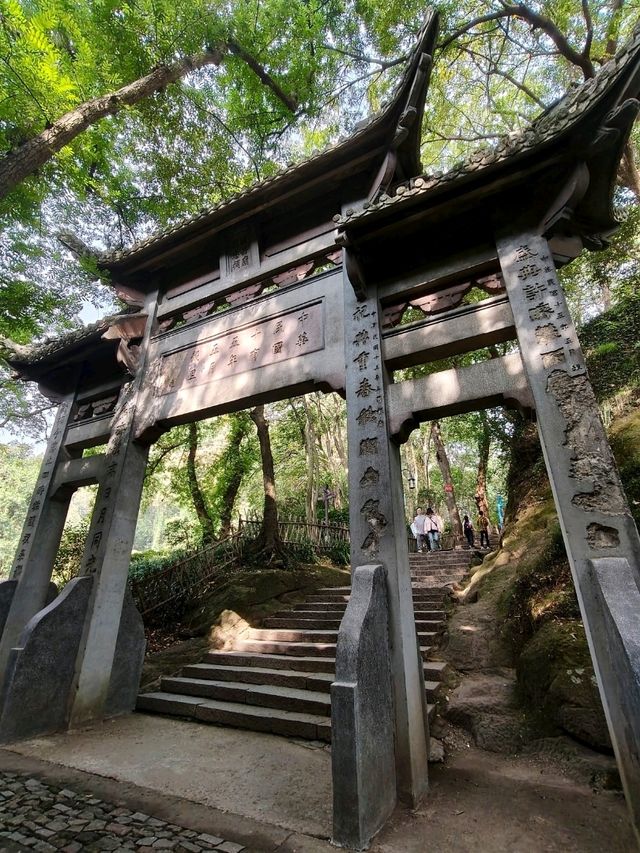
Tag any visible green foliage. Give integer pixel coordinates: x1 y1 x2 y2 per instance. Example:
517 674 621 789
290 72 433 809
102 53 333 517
129 549 187 582
325 540 350 566
609 408 640 529
51 516 90 586
0 443 41 576
578 293 640 405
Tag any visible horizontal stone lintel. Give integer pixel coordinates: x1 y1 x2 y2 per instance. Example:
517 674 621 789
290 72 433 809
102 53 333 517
382 296 516 369
65 415 113 452
387 351 533 442
51 455 105 495
157 230 339 320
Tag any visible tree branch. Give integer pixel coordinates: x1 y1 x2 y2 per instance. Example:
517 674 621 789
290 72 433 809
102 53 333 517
320 43 407 71
0 49 224 201
0 335 31 361
0 36 300 201
440 3 595 79
581 0 594 59
496 68 547 107
226 38 299 112
605 0 625 58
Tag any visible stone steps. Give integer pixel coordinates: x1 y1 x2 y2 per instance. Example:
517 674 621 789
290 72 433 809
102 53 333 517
137 692 333 741
138 560 467 742
203 651 336 672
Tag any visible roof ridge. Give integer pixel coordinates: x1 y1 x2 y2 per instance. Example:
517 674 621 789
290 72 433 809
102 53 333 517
336 22 640 227
99 10 439 267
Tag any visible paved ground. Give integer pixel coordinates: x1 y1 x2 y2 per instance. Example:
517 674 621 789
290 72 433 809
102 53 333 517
5 715 332 839
0 769 243 852
3 714 636 853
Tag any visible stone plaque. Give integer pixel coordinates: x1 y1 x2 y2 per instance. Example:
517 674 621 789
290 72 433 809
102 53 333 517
158 301 324 396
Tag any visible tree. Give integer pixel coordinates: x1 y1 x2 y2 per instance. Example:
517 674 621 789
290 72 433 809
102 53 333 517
250 404 283 555
186 422 215 546
430 420 464 543
475 411 492 520
0 444 41 576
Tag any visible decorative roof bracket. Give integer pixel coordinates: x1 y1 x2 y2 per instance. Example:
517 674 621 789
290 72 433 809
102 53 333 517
368 13 439 202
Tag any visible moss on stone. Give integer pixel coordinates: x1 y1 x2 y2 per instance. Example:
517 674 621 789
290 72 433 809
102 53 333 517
517 620 610 750
182 564 349 634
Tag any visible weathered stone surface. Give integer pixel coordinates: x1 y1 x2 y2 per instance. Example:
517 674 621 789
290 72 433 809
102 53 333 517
444 598 511 672
0 580 17 641
331 564 395 850
428 737 445 763
104 588 146 717
0 576 92 743
209 610 251 651
445 672 535 753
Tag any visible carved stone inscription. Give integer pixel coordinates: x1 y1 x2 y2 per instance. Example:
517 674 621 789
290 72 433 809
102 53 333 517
510 242 585 380
498 233 630 554
347 299 387 559
157 301 324 396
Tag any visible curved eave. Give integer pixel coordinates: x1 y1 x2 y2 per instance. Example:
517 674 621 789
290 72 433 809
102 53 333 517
99 11 440 278
338 39 640 243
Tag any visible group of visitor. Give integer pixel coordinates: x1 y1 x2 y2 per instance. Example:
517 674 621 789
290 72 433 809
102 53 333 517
463 511 490 549
412 506 492 551
411 507 444 552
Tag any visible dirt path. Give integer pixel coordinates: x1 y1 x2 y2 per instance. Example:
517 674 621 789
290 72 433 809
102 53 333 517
372 746 635 852
3 715 635 852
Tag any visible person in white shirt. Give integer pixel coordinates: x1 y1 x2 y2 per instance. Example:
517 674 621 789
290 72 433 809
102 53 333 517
425 508 440 550
413 507 428 552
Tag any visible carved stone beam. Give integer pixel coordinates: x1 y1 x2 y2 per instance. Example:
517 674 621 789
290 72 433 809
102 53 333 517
102 313 148 375
382 295 516 370
387 352 533 443
51 455 106 497
336 234 367 300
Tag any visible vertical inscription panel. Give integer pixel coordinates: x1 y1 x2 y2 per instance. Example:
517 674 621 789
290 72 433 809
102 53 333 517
156 301 324 396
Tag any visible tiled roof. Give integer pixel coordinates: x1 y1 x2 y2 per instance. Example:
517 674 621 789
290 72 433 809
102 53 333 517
100 11 439 267
9 311 138 367
336 23 640 227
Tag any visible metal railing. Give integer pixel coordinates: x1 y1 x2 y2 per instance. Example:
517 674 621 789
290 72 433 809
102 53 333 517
130 533 243 617
237 516 350 551
130 517 350 618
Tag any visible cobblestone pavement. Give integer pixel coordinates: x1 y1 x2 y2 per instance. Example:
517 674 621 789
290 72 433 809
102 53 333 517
0 771 245 853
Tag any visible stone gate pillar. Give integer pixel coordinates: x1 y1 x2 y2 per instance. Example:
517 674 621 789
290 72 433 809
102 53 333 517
342 262 429 807
69 295 158 727
0 298 157 742
0 394 76 676
497 231 640 841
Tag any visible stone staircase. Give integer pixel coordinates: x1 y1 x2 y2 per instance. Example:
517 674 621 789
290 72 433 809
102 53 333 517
409 548 474 587
137 551 471 741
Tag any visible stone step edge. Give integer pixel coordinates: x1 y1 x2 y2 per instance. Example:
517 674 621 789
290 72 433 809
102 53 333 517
175 668 443 700
162 676 331 714
137 692 436 737
137 692 332 741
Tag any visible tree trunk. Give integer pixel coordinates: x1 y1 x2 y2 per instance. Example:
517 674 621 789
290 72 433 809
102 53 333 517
0 40 299 202
0 51 225 201
301 397 318 523
422 430 431 493
218 414 252 539
250 404 281 550
475 412 491 520
186 422 215 545
430 420 463 544
620 141 640 202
